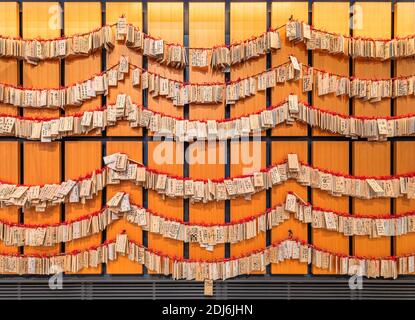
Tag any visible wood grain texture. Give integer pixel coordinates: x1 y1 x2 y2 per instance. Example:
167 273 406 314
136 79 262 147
147 141 184 272
64 2 102 117
188 2 225 261
352 2 391 258
312 142 349 274
0 2 19 117
395 142 415 266
106 2 143 136
189 2 225 120
23 2 60 119
271 141 308 274
394 2 415 116
271 1 308 136
312 2 349 136
147 2 183 119
189 142 225 260
65 141 101 273
353 142 391 257
394 2 415 266
230 141 266 274
230 2 266 121
0 3 19 258
22 3 61 256
353 2 390 118
106 141 143 274
23 142 61 255
0 142 19 257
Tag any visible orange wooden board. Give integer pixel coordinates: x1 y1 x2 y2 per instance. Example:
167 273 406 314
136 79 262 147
0 2 19 117
0 142 19 257
312 2 349 136
64 2 102 117
106 141 143 274
147 2 183 119
312 142 349 274
271 2 308 136
271 141 308 274
230 2 266 121
147 141 184 272
189 2 225 120
106 2 143 136
353 142 391 257
64 141 102 273
22 2 60 119
23 142 61 255
230 141 266 274
189 142 225 260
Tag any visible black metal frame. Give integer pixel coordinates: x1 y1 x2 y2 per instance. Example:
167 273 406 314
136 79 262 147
1 0 414 300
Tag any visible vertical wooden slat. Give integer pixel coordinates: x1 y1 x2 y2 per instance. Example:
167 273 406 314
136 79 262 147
189 2 225 120
147 2 183 119
65 142 101 273
0 2 19 258
106 142 142 274
353 142 390 257
0 2 19 117
312 142 349 274
312 2 349 136
395 142 415 262
271 2 308 136
23 142 61 255
147 141 184 271
106 2 143 136
188 0 226 262
311 2 350 274
0 142 19 257
230 2 266 119
22 2 61 255
394 2 415 116
394 2 415 264
230 141 266 273
64 2 102 116
352 2 391 258
271 141 308 274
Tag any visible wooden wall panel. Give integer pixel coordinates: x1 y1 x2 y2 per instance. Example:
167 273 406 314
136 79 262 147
0 2 19 259
353 2 390 118
189 142 225 260
312 142 349 274
23 2 60 119
353 142 391 257
271 141 307 274
106 142 142 274
189 2 225 120
64 2 101 117
65 142 101 273
271 2 308 136
394 2 415 116
147 141 183 271
22 3 61 256
23 142 61 255
106 2 142 136
312 2 349 136
230 141 266 271
352 2 391 259
0 142 19 257
230 2 266 122
0 2 19 117
394 2 415 264
148 2 183 119
188 2 225 261
395 142 415 264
